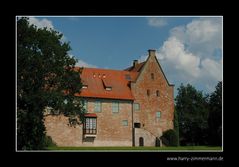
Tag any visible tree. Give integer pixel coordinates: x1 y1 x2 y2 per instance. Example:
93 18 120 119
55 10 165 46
174 108 180 146
208 81 222 146
161 129 178 146
17 17 84 150
175 84 209 146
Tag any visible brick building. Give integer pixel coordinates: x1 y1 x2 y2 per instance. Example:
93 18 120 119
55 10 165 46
45 49 174 146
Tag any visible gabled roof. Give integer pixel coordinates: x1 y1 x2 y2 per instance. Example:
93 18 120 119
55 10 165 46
75 67 138 100
125 54 174 87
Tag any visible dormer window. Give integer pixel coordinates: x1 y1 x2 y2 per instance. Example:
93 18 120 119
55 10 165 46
105 87 112 91
102 78 112 91
125 74 131 80
82 85 88 89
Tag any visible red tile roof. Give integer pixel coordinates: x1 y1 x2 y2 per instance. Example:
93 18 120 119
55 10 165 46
124 62 145 72
75 67 139 100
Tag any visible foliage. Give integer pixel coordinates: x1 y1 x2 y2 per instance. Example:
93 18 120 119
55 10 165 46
44 136 57 147
208 81 222 146
161 129 178 146
175 84 209 146
17 17 84 150
173 108 180 146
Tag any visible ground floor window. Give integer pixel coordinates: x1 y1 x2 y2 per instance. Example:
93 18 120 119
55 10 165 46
84 117 97 134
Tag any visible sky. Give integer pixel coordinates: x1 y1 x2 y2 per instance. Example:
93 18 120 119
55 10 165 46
23 16 223 96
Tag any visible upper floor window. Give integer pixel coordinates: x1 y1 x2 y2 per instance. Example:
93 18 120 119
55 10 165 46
112 101 119 113
82 100 88 111
156 90 160 97
134 103 140 111
94 101 101 112
151 73 154 80
156 111 161 118
147 89 150 96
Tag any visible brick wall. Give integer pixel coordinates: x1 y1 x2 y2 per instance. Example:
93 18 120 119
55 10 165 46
131 52 174 146
45 98 133 146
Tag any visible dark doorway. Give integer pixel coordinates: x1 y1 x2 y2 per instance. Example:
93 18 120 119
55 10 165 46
134 123 141 128
139 137 144 146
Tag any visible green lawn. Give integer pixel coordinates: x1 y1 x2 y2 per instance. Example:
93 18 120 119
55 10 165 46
46 146 222 151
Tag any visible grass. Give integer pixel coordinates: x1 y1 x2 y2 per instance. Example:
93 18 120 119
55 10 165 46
46 146 222 151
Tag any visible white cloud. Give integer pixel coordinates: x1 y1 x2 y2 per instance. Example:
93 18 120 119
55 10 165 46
28 17 68 43
170 17 222 58
28 17 54 30
201 58 222 81
142 17 222 93
157 37 201 78
147 17 168 27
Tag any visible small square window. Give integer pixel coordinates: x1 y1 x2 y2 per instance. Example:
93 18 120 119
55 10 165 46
122 120 128 126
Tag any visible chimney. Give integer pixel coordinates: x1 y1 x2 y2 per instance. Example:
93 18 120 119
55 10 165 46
133 60 138 67
148 49 156 57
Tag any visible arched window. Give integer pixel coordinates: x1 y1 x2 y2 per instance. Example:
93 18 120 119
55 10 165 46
147 89 150 96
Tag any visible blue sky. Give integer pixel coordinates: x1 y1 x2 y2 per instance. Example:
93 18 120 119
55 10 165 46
24 16 222 96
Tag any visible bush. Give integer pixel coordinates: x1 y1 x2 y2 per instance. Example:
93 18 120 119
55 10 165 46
44 136 57 147
161 129 178 146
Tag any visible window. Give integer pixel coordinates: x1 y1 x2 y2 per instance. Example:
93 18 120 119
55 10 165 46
102 79 112 91
147 89 150 96
151 73 154 80
156 111 161 118
84 117 97 134
94 101 101 112
134 123 141 128
134 103 140 111
105 87 112 91
156 90 160 97
112 101 119 113
122 120 128 126
82 100 88 111
82 85 88 89
125 74 131 80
